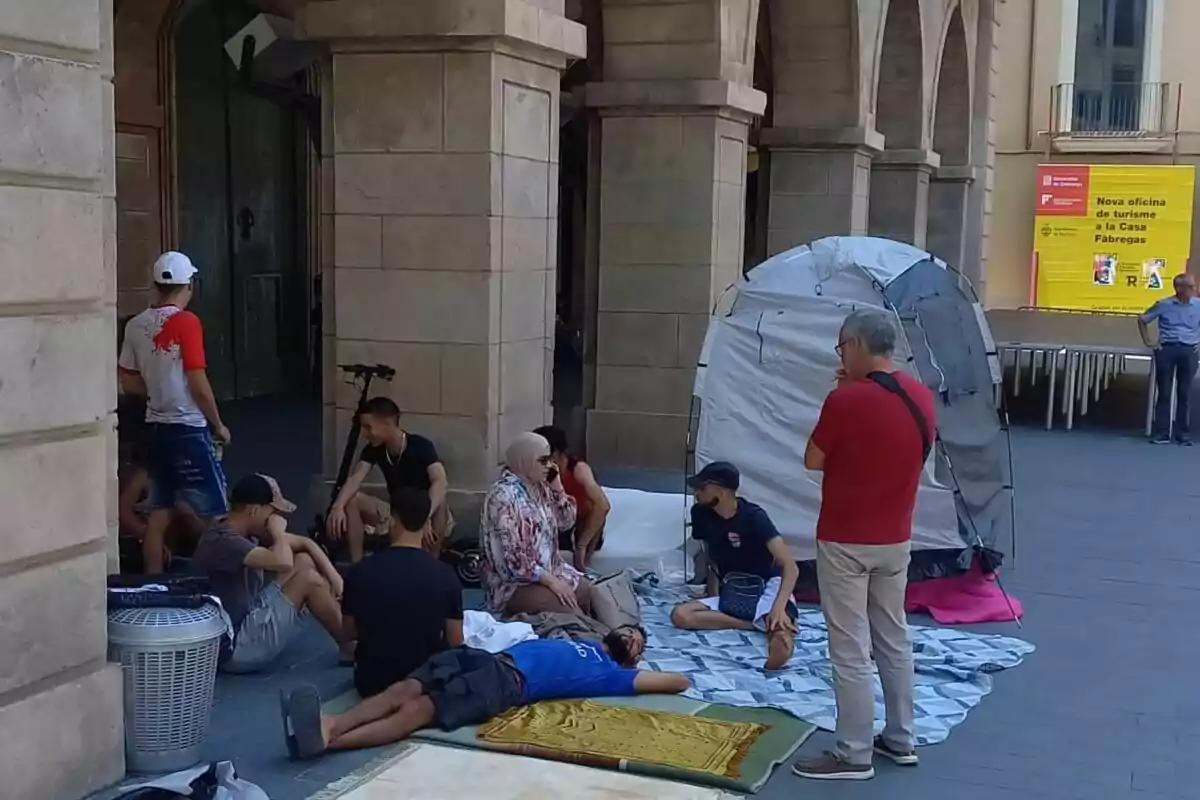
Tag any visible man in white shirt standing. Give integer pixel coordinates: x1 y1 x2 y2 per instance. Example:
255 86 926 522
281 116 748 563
119 252 231 574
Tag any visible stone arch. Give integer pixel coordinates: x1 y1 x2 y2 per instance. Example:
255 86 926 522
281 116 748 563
767 0 859 129
113 0 181 317
873 0 925 150
932 2 971 166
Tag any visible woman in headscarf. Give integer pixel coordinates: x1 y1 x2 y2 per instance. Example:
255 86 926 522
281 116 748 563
480 432 594 616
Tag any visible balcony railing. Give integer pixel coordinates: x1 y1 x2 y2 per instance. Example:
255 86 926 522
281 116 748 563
1049 82 1173 137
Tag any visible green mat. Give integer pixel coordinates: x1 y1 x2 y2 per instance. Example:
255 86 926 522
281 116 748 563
319 684 815 794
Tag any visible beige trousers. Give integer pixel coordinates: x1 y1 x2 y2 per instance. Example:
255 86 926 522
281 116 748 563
816 539 915 765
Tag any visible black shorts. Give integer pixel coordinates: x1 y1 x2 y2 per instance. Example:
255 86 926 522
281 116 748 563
409 647 524 731
558 524 605 553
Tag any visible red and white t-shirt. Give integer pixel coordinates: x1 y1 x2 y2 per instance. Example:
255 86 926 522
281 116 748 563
119 305 208 427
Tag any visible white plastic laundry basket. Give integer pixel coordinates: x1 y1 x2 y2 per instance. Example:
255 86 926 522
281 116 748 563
108 604 225 774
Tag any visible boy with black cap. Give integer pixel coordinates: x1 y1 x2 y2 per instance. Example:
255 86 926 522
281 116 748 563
669 461 799 669
193 473 352 672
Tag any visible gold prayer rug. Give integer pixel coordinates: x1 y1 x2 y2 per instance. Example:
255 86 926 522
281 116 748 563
477 699 767 778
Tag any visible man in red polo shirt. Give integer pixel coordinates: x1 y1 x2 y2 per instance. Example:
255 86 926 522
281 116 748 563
793 308 934 782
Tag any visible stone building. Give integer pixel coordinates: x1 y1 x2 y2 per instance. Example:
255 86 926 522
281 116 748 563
0 1 998 796
989 0 1199 308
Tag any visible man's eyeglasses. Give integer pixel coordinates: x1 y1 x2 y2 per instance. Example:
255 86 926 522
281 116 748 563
834 339 851 358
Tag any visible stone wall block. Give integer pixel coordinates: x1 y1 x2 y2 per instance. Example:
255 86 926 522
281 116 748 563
333 214 382 268
586 408 689 472
384 216 500 272
0 314 109 436
0 186 104 304
500 337 547 412
334 53 444 153
596 311 680 367
599 264 711 314
333 268 496 344
0 551 108 696
333 339 443 413
599 179 716 227
500 269 549 341
0 664 124 800
0 0 101 53
0 53 102 180
334 153 498 216
501 216 550 272
595 364 694 415
500 155 550 218
604 3 715 45
0 436 107 566
440 343 499 417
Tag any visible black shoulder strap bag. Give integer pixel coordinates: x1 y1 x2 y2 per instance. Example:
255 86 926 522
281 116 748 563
865 371 932 463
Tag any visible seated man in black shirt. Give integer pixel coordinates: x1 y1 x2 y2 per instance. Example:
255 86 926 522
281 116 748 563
341 488 465 698
670 461 799 670
326 396 453 563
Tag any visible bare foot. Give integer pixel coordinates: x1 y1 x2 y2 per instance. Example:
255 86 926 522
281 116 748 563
320 716 335 749
765 630 794 670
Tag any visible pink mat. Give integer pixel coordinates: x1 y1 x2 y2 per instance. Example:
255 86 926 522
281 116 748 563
795 560 1023 625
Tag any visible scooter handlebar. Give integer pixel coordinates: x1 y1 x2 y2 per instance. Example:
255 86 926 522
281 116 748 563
338 363 396 380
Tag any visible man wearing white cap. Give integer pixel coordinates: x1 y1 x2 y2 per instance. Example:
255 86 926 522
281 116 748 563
118 251 231 574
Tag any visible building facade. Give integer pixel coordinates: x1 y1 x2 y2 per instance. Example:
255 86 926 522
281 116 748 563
0 1 999 796
990 0 1198 309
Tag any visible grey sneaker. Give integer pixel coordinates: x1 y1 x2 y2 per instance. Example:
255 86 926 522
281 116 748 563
1150 434 1173 445
874 736 919 766
792 752 874 781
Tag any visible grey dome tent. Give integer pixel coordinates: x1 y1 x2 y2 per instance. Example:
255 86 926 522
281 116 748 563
692 236 1012 584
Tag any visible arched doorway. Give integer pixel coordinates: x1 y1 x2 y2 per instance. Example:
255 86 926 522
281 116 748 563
171 0 316 400
928 3 973 266
868 0 931 246
743 2 774 271
551 0 599 446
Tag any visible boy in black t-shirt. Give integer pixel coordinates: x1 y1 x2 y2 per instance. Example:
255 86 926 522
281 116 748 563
326 396 454 562
670 461 799 669
342 488 465 698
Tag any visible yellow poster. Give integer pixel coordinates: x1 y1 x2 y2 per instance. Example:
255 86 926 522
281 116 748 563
1032 163 1195 313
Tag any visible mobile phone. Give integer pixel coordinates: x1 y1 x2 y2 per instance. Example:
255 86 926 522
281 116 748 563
546 465 559 482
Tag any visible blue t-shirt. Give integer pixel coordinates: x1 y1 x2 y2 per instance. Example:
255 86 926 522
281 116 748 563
690 498 781 579
1141 297 1200 346
507 639 639 703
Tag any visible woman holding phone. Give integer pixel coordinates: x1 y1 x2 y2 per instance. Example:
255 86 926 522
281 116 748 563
479 432 595 617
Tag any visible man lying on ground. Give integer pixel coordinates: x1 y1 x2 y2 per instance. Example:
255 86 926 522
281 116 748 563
670 461 800 670
279 625 689 759
193 473 354 671
326 397 453 563
343 487 465 697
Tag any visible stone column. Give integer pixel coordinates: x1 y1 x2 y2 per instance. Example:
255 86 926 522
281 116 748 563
759 127 883 256
299 0 586 516
0 1 126 797
868 150 940 248
926 166 975 268
586 81 764 470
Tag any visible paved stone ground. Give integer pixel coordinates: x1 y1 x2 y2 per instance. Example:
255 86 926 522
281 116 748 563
120 383 1199 799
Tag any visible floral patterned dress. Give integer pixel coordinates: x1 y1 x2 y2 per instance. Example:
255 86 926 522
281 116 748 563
480 468 579 613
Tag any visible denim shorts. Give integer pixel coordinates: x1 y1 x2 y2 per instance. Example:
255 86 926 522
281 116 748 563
223 582 301 673
145 423 229 516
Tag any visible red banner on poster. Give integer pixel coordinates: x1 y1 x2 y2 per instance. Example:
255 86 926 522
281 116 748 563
1034 165 1090 216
